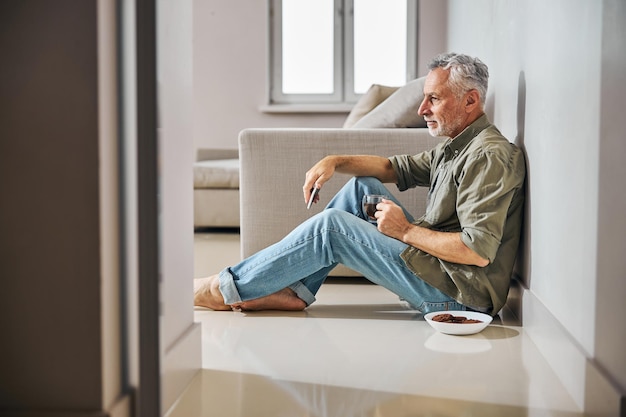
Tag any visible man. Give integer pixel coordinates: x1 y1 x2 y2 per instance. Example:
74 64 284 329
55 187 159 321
194 53 526 316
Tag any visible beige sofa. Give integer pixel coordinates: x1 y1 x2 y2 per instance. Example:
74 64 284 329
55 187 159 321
238 128 443 276
196 77 440 275
194 77 429 231
193 148 240 228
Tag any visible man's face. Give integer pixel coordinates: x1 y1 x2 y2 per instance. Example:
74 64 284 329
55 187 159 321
418 68 467 138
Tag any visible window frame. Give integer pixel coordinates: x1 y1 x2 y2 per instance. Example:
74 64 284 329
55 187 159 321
268 0 418 107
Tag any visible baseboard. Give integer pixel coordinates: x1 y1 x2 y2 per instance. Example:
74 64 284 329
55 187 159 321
519 283 623 416
161 322 202 415
501 276 524 325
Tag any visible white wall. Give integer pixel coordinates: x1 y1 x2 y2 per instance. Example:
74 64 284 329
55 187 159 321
445 0 625 407
192 0 447 152
449 0 601 357
158 0 202 413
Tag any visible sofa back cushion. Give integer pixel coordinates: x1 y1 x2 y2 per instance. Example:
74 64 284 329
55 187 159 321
342 84 399 128
349 77 427 129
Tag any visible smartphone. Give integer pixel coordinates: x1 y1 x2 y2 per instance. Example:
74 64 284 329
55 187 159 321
307 187 319 210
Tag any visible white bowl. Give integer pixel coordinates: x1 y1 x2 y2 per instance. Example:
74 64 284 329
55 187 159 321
424 310 493 335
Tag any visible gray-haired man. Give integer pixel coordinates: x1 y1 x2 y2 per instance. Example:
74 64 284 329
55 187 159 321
195 53 526 316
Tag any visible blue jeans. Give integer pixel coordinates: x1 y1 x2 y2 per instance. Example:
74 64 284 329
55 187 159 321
219 177 470 313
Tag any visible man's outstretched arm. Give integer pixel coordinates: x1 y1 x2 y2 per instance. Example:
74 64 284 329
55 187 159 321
303 155 398 204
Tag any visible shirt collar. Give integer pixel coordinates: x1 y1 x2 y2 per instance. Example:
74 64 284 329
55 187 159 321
444 114 491 155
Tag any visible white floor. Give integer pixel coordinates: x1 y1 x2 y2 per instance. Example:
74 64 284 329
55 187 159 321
167 230 582 417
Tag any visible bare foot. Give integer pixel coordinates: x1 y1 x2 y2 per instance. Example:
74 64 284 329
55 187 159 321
194 275 231 310
234 288 307 311
195 276 307 312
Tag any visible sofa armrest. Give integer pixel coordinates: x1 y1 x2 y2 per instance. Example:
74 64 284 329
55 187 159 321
238 128 442 271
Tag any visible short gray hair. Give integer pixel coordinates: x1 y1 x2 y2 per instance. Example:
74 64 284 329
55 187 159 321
428 53 489 105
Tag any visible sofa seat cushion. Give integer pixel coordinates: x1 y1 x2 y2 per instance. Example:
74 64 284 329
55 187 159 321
193 158 239 189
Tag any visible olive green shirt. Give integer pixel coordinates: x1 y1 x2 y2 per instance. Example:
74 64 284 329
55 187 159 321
388 114 526 314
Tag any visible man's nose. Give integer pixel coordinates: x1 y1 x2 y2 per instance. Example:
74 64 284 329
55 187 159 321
417 98 429 116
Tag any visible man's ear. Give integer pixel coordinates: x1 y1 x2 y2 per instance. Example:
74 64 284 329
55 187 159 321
465 89 480 112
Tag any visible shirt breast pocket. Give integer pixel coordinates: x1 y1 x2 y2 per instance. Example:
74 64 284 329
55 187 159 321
425 179 457 226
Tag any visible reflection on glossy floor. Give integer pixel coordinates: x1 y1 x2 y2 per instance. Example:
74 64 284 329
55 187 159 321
169 231 582 417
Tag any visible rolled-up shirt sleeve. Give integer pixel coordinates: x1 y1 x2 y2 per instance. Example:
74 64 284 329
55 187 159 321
457 147 521 262
388 150 436 191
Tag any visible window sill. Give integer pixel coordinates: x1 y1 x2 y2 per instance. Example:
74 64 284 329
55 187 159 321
259 103 353 114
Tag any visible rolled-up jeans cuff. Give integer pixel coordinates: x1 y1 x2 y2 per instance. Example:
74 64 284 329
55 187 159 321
289 281 316 306
218 268 242 305
218 268 316 306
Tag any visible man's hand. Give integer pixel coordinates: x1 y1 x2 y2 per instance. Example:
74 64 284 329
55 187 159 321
375 199 413 239
303 155 398 207
303 156 337 205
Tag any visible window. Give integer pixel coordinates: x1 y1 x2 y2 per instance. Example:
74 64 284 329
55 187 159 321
269 0 418 107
